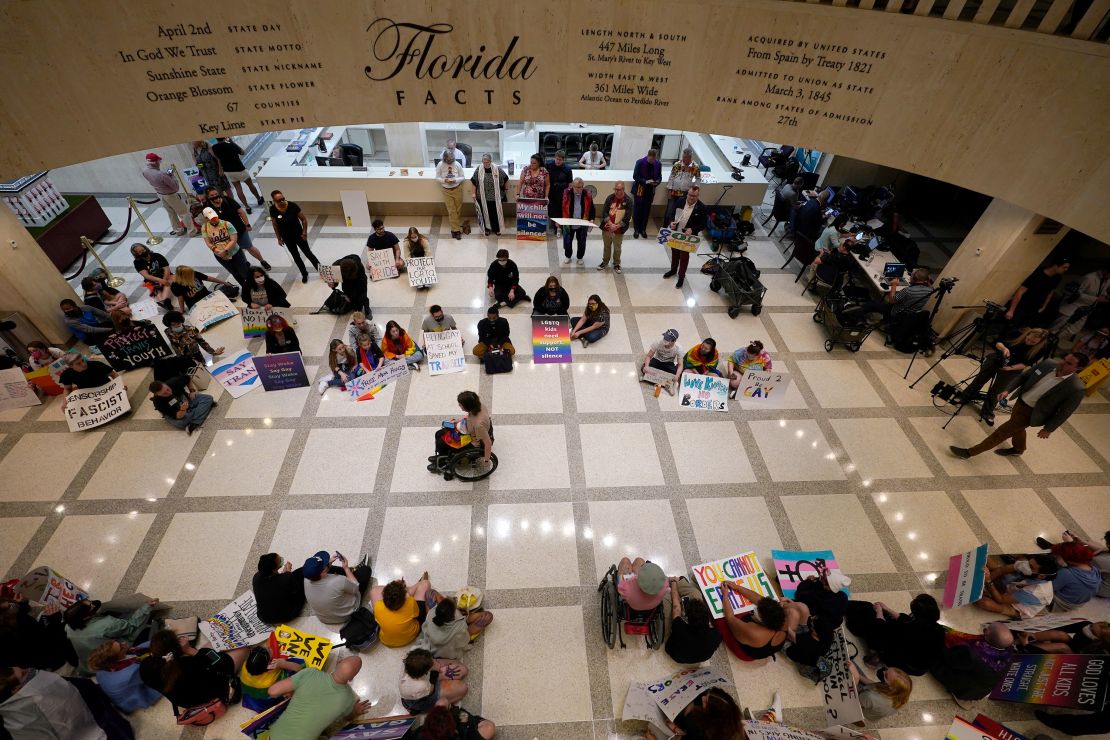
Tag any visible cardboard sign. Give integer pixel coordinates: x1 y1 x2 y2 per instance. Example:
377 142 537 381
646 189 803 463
943 543 989 608
743 721 825 740
240 306 291 338
532 316 572 364
641 365 676 386
211 350 260 398
406 256 438 287
368 248 399 281
990 653 1109 709
821 629 864 725
551 217 600 229
101 322 172 371
424 329 465 375
239 698 290 738
274 624 332 670
622 681 672 740
739 369 793 406
330 715 418 740
515 197 547 241
128 298 161 322
347 360 410 400
690 551 776 619
318 264 338 284
189 291 238 330
658 227 701 253
1078 357 1110 395
771 549 851 599
253 351 310 392
677 372 728 412
0 367 40 411
649 667 731 721
16 566 89 612
64 377 130 431
990 614 1086 633
199 590 271 651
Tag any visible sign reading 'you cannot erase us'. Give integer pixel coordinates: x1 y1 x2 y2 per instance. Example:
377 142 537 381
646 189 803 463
690 551 775 619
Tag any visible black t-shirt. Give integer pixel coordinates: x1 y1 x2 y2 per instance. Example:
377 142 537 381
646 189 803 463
170 274 212 307
140 648 232 708
59 360 114 389
213 195 247 232
133 251 170 278
269 201 304 239
151 376 189 418
366 231 400 251
252 568 307 624
210 140 246 172
665 616 723 664
1020 270 1062 313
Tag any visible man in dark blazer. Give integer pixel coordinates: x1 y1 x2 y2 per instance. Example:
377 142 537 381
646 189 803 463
951 353 1088 458
662 184 708 289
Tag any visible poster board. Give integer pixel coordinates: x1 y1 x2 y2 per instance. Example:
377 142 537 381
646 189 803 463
515 198 548 241
330 714 418 740
101 322 173 371
641 365 676 386
820 628 864 726
739 369 793 406
945 717 1001 740
0 367 40 411
189 291 239 330
622 681 673 740
253 351 310 391
988 614 1086 633
210 350 261 398
240 306 292 338
406 256 438 288
532 316 572 364
972 714 1031 740
347 360 410 400
368 248 399 281
128 298 161 322
551 217 600 229
340 189 372 229
274 624 332 670
239 698 290 738
649 667 731 721
64 377 130 431
690 551 776 619
990 653 1109 709
16 566 89 612
743 721 825 740
423 330 466 375
771 549 850 600
677 372 728 412
943 543 989 608
658 227 700 253
199 590 271 651
318 264 338 284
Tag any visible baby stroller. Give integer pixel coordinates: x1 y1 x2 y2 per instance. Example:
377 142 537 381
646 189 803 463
704 186 754 253
706 249 767 318
813 282 873 352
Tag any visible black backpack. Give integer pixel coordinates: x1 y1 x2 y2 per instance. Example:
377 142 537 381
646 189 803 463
337 607 379 650
323 289 353 315
484 349 513 374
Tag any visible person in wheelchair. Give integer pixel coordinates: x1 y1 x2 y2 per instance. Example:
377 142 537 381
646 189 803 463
428 391 493 480
617 557 670 612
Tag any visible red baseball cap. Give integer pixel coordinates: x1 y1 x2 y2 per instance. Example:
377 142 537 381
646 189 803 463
145 153 162 162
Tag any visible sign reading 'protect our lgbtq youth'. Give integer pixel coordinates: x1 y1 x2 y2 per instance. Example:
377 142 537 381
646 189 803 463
532 316 572 364
691 551 776 619
990 653 1109 710
406 256 438 287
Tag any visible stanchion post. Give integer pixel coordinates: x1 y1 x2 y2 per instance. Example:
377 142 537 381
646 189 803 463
170 164 198 205
128 196 163 246
81 236 125 288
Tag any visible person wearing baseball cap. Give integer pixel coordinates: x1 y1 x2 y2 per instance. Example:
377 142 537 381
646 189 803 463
140 152 198 237
641 328 682 394
200 206 252 295
616 556 670 611
302 550 372 626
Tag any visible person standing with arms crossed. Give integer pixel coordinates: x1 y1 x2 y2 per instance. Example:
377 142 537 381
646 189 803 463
632 148 662 238
437 151 465 240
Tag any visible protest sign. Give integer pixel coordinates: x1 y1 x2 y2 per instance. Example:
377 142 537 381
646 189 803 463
1078 357 1110 395
989 614 1086 633
946 717 1002 740
128 298 161 322
239 698 290 738
274 624 332 670
532 316 572 364
347 360 410 400
0 367 40 411
820 726 879 740
64 377 130 431
771 549 850 600
690 551 776 619
24 365 64 396
199 590 271 651
649 667 731 721
406 256 438 288
943 543 989 608
240 306 291 338
657 227 701 253
743 721 825 740
368 249 399 281
552 217 601 229
318 264 338 284
739 369 793 406
641 365 676 387
101 322 172 371
424 330 466 376
16 566 89 613
622 681 672 739
211 350 260 398
821 628 864 725
677 372 728 412
253 352 310 392
189 291 238 330
330 715 418 740
515 198 547 241
972 714 1030 740
990 653 1109 709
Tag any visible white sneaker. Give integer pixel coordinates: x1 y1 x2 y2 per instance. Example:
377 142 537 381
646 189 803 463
614 266 622 274
564 256 572 264
412 363 422 372
576 258 584 265
596 264 607 271
317 380 328 395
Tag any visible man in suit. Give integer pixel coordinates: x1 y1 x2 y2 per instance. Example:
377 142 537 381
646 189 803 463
661 184 708 289
950 353 1087 458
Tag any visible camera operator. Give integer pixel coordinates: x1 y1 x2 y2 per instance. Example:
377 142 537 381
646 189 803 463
862 267 934 322
957 327 1052 426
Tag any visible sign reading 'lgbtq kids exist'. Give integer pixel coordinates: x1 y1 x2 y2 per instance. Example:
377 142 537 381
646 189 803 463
691 551 775 619
424 330 466 375
771 549 851 599
515 198 548 241
943 543 989 609
740 369 793 407
677 372 728 412
532 316 572 364
990 654 1109 710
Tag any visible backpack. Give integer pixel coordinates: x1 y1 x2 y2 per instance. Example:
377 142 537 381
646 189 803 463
323 289 353 315
218 284 240 301
338 607 379 650
484 349 513 374
930 644 1002 700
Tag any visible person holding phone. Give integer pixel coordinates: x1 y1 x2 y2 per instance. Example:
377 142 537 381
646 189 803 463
301 549 372 626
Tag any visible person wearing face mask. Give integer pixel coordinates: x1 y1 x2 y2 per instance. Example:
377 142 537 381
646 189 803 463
200 206 252 295
486 248 529 308
25 341 64 371
570 294 610 348
265 315 301 355
130 243 175 307
532 275 571 316
149 375 217 434
973 554 1059 619
170 265 234 313
162 311 224 365
252 552 307 625
246 266 290 309
642 329 683 394
80 276 124 313
59 299 114 344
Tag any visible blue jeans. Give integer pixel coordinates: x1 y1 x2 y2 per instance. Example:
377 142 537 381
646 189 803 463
563 227 587 258
403 349 425 366
166 393 214 429
570 317 608 344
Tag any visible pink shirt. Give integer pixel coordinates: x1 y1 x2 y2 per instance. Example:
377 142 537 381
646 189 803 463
618 574 670 611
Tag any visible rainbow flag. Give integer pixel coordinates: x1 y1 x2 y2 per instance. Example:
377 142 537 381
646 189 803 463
532 316 571 364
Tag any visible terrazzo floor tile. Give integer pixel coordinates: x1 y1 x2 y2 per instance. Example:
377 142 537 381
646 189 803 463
487 424 571 490
828 418 933 480
80 430 197 499
0 516 44 579
0 432 104 501
666 421 756 484
873 490 981 572
485 502 580 589
1048 486 1110 541
375 505 472 591
37 513 156 597
572 362 647 413
579 423 664 487
290 428 386 495
962 488 1066 553
748 419 846 482
782 494 897 573
269 508 371 565
587 499 686 579
185 428 295 497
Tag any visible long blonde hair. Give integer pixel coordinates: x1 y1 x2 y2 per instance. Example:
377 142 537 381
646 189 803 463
873 667 912 708
1009 327 1049 360
174 265 196 286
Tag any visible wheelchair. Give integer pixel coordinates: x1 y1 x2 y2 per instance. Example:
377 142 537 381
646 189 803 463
428 423 499 482
597 564 666 649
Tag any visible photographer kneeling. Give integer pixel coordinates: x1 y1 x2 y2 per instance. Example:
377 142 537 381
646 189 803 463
958 328 1052 426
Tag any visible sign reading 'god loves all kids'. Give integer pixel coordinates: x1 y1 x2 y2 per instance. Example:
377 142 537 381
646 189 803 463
691 551 776 619
990 654 1109 710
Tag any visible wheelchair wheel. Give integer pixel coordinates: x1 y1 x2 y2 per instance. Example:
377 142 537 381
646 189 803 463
449 449 498 482
646 606 666 649
824 339 834 352
600 578 618 649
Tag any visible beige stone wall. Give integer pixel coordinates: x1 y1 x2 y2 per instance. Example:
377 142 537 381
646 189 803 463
0 0 1107 239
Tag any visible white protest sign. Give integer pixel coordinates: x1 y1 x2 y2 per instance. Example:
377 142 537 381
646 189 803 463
189 291 238 330
649 667 732 721
0 368 40 411
424 330 466 376
368 249 399 281
690 551 776 619
641 365 676 386
128 298 161 322
210 349 260 398
552 217 601 229
622 681 673 740
347 360 410 399
742 721 825 740
677 372 728 412
406 256 438 287
821 629 864 726
199 590 271 651
739 369 793 406
985 614 1087 633
64 377 130 431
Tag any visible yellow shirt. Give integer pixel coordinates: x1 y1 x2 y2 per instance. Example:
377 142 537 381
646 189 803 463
374 596 420 647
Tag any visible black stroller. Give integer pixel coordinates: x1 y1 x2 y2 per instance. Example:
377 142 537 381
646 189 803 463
705 247 767 318
813 278 874 352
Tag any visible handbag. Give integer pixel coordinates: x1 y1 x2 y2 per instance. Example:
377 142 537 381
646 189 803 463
186 363 211 390
338 606 379 650
218 284 240 301
484 349 513 374
174 697 227 726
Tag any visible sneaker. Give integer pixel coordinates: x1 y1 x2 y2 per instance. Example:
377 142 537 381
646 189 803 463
188 230 200 238
576 258 584 265
564 256 572 264
412 363 421 372
994 447 1022 456
662 270 676 279
596 263 607 271
980 413 995 427
664 381 676 397
169 228 186 237
453 231 462 240
581 338 589 348
317 380 328 395
1035 536 1053 550
186 423 198 436
614 265 622 274
261 260 272 270
245 206 253 215
300 273 309 284
949 445 971 459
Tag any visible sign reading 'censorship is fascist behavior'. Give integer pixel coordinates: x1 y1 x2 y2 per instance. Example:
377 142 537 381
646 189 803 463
64 377 130 431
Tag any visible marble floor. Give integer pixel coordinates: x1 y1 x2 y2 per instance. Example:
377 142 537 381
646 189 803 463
2 191 1108 740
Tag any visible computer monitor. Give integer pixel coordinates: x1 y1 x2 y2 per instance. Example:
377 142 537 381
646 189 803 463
821 186 836 203
883 262 906 279
867 236 880 252
315 156 332 167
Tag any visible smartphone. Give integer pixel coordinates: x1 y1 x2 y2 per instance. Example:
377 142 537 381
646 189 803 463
334 551 344 562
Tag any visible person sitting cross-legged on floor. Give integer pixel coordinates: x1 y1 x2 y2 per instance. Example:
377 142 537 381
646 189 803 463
372 574 443 648
569 294 611 348
400 648 468 715
252 552 306 625
472 306 514 359
302 550 372 626
1034 529 1110 598
419 598 493 660
149 376 216 435
1044 541 1102 610
664 576 721 665
845 594 944 676
973 554 1058 619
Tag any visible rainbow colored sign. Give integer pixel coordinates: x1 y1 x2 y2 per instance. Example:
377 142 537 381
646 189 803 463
990 653 1109 709
690 551 775 619
532 316 572 364
515 198 548 241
